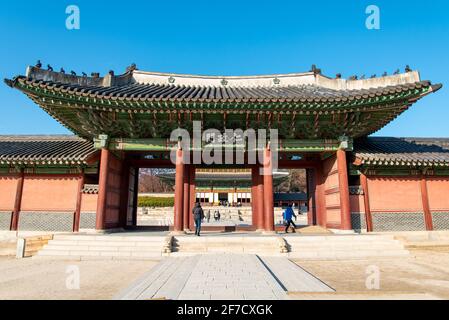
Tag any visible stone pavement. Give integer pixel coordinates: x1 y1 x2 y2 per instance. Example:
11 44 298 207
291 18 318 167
116 254 333 300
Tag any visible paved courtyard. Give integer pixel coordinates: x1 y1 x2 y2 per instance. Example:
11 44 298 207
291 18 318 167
116 254 332 300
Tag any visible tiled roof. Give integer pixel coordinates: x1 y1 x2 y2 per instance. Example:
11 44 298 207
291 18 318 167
353 137 449 167
9 76 438 104
0 135 97 165
5 65 442 105
4 66 442 140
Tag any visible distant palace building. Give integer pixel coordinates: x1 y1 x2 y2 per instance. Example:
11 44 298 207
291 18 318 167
158 168 291 206
0 64 447 233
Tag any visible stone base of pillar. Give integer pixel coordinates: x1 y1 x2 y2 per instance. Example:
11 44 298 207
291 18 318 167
92 228 126 234
261 230 277 235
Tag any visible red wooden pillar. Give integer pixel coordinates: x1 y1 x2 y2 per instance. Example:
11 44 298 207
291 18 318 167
73 172 84 232
118 163 131 228
173 148 184 232
253 166 265 230
183 165 190 231
314 163 327 227
420 175 434 231
251 166 259 229
132 167 139 227
96 148 110 230
306 169 316 225
263 148 275 232
256 167 265 230
360 173 373 232
337 149 352 230
11 169 24 231
188 166 196 230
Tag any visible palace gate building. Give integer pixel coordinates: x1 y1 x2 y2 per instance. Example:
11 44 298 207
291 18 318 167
1 64 447 233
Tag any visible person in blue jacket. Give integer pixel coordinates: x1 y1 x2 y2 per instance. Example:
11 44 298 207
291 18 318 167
283 204 297 233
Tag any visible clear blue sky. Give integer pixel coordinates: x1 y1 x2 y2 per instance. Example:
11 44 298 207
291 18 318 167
0 0 448 137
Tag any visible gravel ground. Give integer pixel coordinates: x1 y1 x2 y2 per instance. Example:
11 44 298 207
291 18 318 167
0 257 158 300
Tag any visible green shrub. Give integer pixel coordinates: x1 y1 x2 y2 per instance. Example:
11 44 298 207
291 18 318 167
138 196 174 207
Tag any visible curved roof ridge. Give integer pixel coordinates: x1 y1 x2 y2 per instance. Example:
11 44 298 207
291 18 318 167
6 64 441 92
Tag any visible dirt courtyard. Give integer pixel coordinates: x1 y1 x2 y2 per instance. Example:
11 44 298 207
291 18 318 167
293 248 449 300
0 257 158 300
0 248 448 300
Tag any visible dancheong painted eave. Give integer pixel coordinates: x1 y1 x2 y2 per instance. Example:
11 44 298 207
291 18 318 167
4 64 443 140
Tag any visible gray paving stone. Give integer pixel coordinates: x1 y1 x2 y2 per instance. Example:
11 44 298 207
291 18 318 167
118 253 334 300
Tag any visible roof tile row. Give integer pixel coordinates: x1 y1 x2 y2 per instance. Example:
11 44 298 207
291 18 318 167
354 137 449 166
0 135 97 165
12 77 434 104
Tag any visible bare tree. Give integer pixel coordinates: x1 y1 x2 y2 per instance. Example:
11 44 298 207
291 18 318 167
139 169 174 193
275 169 307 193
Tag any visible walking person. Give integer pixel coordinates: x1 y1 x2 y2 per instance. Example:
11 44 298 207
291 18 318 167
214 210 219 221
283 204 297 233
206 209 211 223
193 202 205 236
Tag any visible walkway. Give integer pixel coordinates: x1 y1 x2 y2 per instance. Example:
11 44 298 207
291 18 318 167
116 254 333 300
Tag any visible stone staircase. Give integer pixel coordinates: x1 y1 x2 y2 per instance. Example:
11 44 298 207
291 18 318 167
34 234 168 261
32 233 410 261
285 234 410 260
171 236 286 257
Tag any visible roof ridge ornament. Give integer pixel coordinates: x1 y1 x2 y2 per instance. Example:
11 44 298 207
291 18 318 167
310 64 322 75
126 63 138 73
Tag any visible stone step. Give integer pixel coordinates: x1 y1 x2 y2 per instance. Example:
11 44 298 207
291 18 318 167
33 254 162 261
172 236 282 255
173 243 280 248
37 249 163 258
287 243 404 250
35 234 168 260
48 240 164 247
284 236 396 242
42 244 165 252
53 235 166 241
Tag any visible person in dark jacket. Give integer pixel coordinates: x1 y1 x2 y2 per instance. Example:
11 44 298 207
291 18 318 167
192 202 205 236
283 205 297 233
